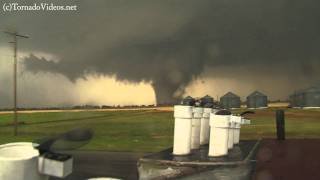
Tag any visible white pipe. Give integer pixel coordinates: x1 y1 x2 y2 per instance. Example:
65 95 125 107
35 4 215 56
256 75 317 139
0 143 49 180
199 108 212 145
208 114 230 157
233 122 241 144
173 105 193 155
228 121 235 149
231 116 242 145
191 107 203 149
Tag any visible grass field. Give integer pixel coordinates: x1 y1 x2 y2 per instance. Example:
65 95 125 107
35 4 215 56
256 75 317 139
0 108 319 152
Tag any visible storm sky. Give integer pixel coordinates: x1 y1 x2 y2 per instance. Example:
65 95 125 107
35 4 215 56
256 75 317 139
1 0 320 107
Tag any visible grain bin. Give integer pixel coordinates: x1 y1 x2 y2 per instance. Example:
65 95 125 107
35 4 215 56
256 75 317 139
246 91 268 109
220 92 241 109
290 85 320 108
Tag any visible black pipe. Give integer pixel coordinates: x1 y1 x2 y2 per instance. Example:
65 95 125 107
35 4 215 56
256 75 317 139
276 110 285 140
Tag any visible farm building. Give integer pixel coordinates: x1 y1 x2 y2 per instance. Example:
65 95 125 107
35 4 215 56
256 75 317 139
220 92 241 109
246 91 268 109
289 85 320 108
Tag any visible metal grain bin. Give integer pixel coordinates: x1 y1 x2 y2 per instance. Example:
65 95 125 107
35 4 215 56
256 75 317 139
220 92 241 109
290 85 320 108
246 91 268 109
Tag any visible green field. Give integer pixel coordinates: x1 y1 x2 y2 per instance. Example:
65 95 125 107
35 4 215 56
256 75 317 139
0 108 319 152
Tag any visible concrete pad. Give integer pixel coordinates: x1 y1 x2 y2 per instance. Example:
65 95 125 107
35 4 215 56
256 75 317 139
138 140 260 179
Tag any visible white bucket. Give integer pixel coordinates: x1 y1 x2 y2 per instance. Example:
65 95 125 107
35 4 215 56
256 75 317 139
191 107 203 149
208 114 230 157
173 105 193 155
0 142 49 180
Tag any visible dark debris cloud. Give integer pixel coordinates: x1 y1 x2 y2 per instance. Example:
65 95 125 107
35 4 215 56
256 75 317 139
1 0 320 104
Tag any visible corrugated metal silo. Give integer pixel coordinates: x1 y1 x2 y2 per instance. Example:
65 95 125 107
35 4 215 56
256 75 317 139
304 86 320 107
290 85 320 108
220 92 241 109
246 91 268 109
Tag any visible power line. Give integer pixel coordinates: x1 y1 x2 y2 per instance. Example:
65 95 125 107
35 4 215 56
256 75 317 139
2 30 29 136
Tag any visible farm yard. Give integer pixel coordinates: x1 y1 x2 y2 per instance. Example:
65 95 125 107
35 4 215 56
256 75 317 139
0 107 320 152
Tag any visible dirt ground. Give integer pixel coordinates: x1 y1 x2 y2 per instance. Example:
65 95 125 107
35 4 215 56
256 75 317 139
253 139 320 180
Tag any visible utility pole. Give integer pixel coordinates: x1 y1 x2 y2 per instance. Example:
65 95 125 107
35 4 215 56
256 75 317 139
3 30 29 136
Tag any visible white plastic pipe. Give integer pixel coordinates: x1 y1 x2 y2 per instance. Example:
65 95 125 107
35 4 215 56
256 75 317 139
191 107 203 149
228 121 235 149
234 122 241 145
0 143 49 180
208 114 230 157
231 116 242 145
199 108 212 145
173 105 193 155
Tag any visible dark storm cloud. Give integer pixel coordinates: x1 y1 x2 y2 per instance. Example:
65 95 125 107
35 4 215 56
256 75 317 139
2 0 320 103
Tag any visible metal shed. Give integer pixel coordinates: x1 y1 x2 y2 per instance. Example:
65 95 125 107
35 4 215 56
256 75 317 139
220 92 241 109
289 85 320 108
246 91 268 109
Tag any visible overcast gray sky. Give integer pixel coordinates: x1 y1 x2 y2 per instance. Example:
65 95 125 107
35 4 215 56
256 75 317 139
0 0 320 107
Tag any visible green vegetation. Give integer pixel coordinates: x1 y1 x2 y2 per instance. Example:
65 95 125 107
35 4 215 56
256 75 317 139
239 108 320 139
0 108 319 152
